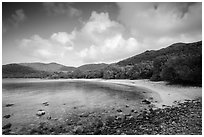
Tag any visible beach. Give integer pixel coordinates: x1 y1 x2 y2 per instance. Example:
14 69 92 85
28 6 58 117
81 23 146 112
2 79 202 135
99 79 202 107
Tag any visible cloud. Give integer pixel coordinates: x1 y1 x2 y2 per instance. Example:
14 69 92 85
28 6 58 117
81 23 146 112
18 11 138 65
10 9 26 27
18 3 201 67
117 2 202 49
79 34 137 62
76 11 137 62
19 34 74 61
43 2 82 17
51 31 75 45
3 9 26 33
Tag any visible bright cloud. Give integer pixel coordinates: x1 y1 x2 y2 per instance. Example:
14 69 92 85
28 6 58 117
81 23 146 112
79 34 137 62
18 3 201 66
117 2 202 50
76 11 138 63
19 34 73 61
19 11 138 65
51 31 75 45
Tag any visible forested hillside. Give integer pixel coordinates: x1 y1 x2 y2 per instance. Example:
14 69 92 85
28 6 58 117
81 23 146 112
78 63 108 72
3 41 202 86
2 64 51 78
20 62 76 72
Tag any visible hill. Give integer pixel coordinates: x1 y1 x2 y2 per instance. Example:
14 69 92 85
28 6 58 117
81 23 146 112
117 41 202 66
78 63 108 72
20 62 76 72
2 41 202 85
2 64 47 78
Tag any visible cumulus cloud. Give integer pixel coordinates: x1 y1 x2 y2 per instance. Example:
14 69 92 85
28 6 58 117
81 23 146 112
76 11 138 62
43 2 82 17
18 11 138 65
19 3 201 66
51 31 75 45
3 9 26 33
19 33 74 61
74 11 138 63
117 2 202 50
79 34 137 62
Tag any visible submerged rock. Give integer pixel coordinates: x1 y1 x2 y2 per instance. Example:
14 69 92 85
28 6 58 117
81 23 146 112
142 99 151 104
79 112 89 117
3 114 11 119
131 109 138 113
125 105 130 108
5 104 14 107
116 109 123 112
42 102 49 106
2 129 11 135
36 110 45 116
47 116 51 120
73 126 83 134
2 123 12 129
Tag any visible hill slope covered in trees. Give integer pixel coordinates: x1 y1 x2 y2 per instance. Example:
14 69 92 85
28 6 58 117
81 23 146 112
20 62 76 72
3 41 202 85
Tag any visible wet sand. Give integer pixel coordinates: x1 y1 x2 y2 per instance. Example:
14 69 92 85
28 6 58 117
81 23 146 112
99 79 202 107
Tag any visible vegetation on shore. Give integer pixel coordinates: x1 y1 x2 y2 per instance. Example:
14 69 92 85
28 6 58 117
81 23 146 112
3 41 202 86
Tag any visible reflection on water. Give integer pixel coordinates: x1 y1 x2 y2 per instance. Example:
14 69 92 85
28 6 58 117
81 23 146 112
2 79 147 129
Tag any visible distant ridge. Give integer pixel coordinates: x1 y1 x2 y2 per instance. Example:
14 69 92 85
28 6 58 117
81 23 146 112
78 63 108 72
20 62 76 72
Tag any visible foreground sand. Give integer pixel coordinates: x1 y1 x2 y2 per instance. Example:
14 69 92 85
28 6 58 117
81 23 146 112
97 79 202 107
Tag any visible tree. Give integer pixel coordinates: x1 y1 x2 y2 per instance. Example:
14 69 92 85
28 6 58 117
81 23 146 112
161 55 202 85
127 61 153 79
150 56 168 81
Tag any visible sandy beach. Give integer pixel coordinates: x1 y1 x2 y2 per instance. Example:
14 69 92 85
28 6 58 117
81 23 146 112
98 79 202 108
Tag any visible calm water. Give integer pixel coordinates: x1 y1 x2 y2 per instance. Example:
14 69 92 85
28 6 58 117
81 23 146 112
2 79 151 131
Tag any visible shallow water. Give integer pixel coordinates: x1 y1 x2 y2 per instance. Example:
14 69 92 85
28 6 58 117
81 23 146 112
2 79 152 131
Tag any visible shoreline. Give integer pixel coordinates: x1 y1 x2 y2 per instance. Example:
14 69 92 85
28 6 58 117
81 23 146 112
2 78 202 135
97 79 202 108
3 78 202 108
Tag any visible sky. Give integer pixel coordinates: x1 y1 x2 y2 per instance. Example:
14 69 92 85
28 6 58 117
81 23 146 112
2 2 202 67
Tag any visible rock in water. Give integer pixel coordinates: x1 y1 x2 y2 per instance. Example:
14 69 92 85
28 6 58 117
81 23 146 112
142 99 151 104
117 109 123 112
2 123 12 129
3 115 11 119
2 129 11 135
36 110 45 116
42 102 49 106
5 104 14 107
47 116 51 120
79 112 89 117
73 126 83 134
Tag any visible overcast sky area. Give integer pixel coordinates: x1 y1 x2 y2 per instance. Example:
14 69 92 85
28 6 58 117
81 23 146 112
2 2 202 67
